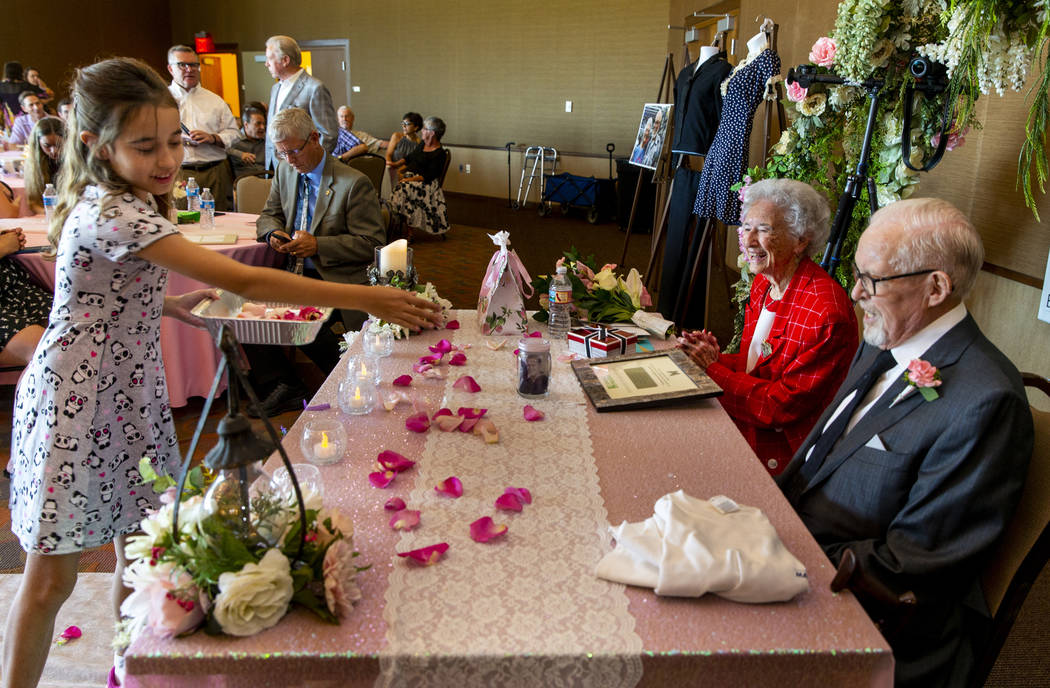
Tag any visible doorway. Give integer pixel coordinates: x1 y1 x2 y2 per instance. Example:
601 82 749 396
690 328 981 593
300 40 350 109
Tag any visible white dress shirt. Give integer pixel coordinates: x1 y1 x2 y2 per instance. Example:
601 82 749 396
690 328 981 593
168 82 240 165
276 69 305 110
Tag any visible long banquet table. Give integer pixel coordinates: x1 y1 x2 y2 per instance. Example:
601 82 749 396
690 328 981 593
125 311 893 687
1 212 279 406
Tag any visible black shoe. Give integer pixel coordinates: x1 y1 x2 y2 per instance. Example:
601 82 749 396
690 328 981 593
246 382 307 418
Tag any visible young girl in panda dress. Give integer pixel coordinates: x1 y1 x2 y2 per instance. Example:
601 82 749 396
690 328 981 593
2 57 440 688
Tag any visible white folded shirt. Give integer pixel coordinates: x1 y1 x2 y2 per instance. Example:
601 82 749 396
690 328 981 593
595 490 809 603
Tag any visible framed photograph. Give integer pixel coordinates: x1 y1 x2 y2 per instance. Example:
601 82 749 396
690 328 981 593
628 103 673 171
571 349 722 411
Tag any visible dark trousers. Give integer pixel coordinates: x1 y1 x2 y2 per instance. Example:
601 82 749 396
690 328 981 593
658 166 706 329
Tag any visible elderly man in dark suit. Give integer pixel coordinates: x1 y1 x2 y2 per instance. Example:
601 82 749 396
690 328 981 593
248 107 384 416
777 198 1033 688
263 34 339 170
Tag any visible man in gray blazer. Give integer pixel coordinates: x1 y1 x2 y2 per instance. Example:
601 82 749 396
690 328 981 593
263 34 339 170
777 198 1033 688
248 107 384 416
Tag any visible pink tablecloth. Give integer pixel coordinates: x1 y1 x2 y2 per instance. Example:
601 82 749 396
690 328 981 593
1 212 280 406
125 312 893 688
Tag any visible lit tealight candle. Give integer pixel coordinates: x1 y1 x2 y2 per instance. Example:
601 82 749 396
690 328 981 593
351 386 364 407
378 239 408 275
313 431 336 461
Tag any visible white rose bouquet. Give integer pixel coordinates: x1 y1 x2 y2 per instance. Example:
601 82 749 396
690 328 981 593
119 458 365 642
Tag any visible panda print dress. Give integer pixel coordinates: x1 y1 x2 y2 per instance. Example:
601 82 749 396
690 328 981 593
10 185 182 554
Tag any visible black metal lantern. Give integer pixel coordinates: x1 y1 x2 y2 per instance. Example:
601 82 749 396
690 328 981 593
171 325 308 560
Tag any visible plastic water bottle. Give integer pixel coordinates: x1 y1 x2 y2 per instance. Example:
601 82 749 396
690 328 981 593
199 188 214 229
185 177 199 211
547 265 573 339
42 183 57 222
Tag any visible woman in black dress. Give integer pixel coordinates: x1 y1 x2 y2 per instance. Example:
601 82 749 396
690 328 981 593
386 116 449 239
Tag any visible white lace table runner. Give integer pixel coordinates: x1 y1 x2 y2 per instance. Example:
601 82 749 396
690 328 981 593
378 317 643 687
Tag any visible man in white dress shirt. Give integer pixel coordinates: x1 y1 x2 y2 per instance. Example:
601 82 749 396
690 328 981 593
167 45 240 210
264 35 339 170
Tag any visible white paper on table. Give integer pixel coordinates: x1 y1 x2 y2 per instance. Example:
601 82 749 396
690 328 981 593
1039 249 1050 324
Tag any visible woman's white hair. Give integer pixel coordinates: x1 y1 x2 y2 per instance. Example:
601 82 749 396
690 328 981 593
740 178 830 256
868 197 984 299
269 107 315 143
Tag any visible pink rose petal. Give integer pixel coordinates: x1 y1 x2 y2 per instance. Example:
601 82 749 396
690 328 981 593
397 542 449 566
452 375 482 393
419 353 444 365
445 320 460 330
433 407 453 418
56 625 82 644
505 486 533 505
470 516 508 543
473 418 500 444
369 470 397 488
512 348 520 356
434 415 464 432
412 362 433 374
448 352 468 366
458 417 480 433
523 405 544 421
377 450 416 473
383 391 410 411
393 375 413 387
384 497 407 511
421 367 447 379
405 412 431 433
457 407 487 419
390 509 421 531
435 476 463 498
526 331 542 338
429 339 453 354
495 493 523 512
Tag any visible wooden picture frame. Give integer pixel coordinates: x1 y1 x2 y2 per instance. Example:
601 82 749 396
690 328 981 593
570 349 722 411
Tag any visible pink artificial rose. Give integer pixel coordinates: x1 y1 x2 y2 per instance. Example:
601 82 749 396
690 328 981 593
639 287 652 308
809 37 837 68
148 579 205 638
906 359 941 388
786 81 808 103
931 127 969 152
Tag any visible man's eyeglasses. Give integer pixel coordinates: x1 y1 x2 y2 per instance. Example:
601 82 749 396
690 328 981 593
170 62 201 70
275 139 309 160
851 261 935 296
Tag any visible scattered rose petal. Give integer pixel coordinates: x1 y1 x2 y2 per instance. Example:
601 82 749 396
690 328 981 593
458 417 480 433
485 339 507 350
448 352 467 366
390 509 421 531
526 331 542 338
445 320 460 330
457 407 487 419
405 412 430 433
303 402 331 411
504 487 533 505
397 542 449 566
470 516 508 543
512 348 520 356
421 367 446 379
369 470 397 488
419 353 444 365
429 339 453 354
495 493 523 511
393 374 413 387
383 391 411 411
557 352 579 363
412 362 433 374
384 497 406 511
523 405 544 421
435 476 463 498
55 625 81 645
434 415 464 432
473 418 500 444
452 375 482 393
377 450 416 472
433 407 453 418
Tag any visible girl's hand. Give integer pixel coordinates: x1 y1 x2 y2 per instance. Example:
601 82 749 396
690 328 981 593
364 286 442 331
0 228 25 258
164 289 220 328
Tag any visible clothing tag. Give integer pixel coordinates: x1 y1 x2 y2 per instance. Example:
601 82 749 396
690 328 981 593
708 495 740 514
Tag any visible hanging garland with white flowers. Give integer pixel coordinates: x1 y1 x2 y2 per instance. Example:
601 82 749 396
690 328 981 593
724 0 1050 351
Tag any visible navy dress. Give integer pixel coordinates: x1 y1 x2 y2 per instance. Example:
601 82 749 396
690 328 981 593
693 49 781 225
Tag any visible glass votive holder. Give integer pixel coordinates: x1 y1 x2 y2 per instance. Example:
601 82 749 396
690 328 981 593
517 336 551 399
347 352 381 384
362 327 395 358
270 463 323 502
338 374 378 415
300 419 348 466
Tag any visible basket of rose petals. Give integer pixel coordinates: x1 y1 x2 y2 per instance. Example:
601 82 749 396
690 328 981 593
191 289 332 345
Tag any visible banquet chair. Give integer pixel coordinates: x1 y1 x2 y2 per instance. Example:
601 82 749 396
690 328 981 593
235 175 272 214
345 154 385 197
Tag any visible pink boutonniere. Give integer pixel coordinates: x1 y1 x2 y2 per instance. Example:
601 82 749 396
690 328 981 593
904 359 941 401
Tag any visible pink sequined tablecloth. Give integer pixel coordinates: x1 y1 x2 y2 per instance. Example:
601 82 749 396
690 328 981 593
124 312 893 688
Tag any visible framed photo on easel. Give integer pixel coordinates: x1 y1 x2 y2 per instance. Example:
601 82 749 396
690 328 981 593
628 103 673 171
571 348 722 411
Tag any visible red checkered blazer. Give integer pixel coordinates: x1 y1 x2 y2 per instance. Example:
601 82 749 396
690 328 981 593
705 258 858 475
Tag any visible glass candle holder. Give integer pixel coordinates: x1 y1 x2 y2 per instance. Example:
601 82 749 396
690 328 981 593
338 374 378 415
517 337 551 398
347 352 381 384
270 463 323 501
362 327 395 358
300 419 348 466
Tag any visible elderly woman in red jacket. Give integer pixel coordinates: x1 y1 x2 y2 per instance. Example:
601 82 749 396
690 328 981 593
678 178 857 475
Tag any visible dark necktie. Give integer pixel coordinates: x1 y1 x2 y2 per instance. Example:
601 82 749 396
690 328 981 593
792 348 897 491
288 174 309 275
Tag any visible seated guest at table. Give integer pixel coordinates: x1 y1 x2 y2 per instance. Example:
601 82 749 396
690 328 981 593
249 107 386 415
385 111 423 187
0 180 19 218
335 105 387 162
56 98 72 122
23 116 63 213
5 90 48 146
777 198 1032 688
23 67 54 104
0 62 44 127
0 227 50 370
167 44 240 211
228 102 267 180
677 179 857 475
385 116 450 239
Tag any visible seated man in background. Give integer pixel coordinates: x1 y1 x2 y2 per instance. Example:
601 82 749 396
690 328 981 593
777 198 1033 688
334 105 387 162
228 102 267 180
5 91 47 146
0 62 44 127
248 107 385 415
56 98 73 122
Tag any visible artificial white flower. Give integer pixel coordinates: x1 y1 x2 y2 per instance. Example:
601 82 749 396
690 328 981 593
798 93 827 117
323 539 363 619
316 507 355 547
212 549 294 637
772 129 798 156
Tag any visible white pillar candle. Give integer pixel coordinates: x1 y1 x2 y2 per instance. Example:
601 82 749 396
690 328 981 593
379 239 409 274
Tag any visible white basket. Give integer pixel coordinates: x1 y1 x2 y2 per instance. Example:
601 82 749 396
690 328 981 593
190 290 332 346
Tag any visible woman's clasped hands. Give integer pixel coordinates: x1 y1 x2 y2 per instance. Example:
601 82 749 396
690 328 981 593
676 329 720 369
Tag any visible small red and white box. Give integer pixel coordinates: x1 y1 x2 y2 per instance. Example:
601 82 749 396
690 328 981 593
566 325 637 358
